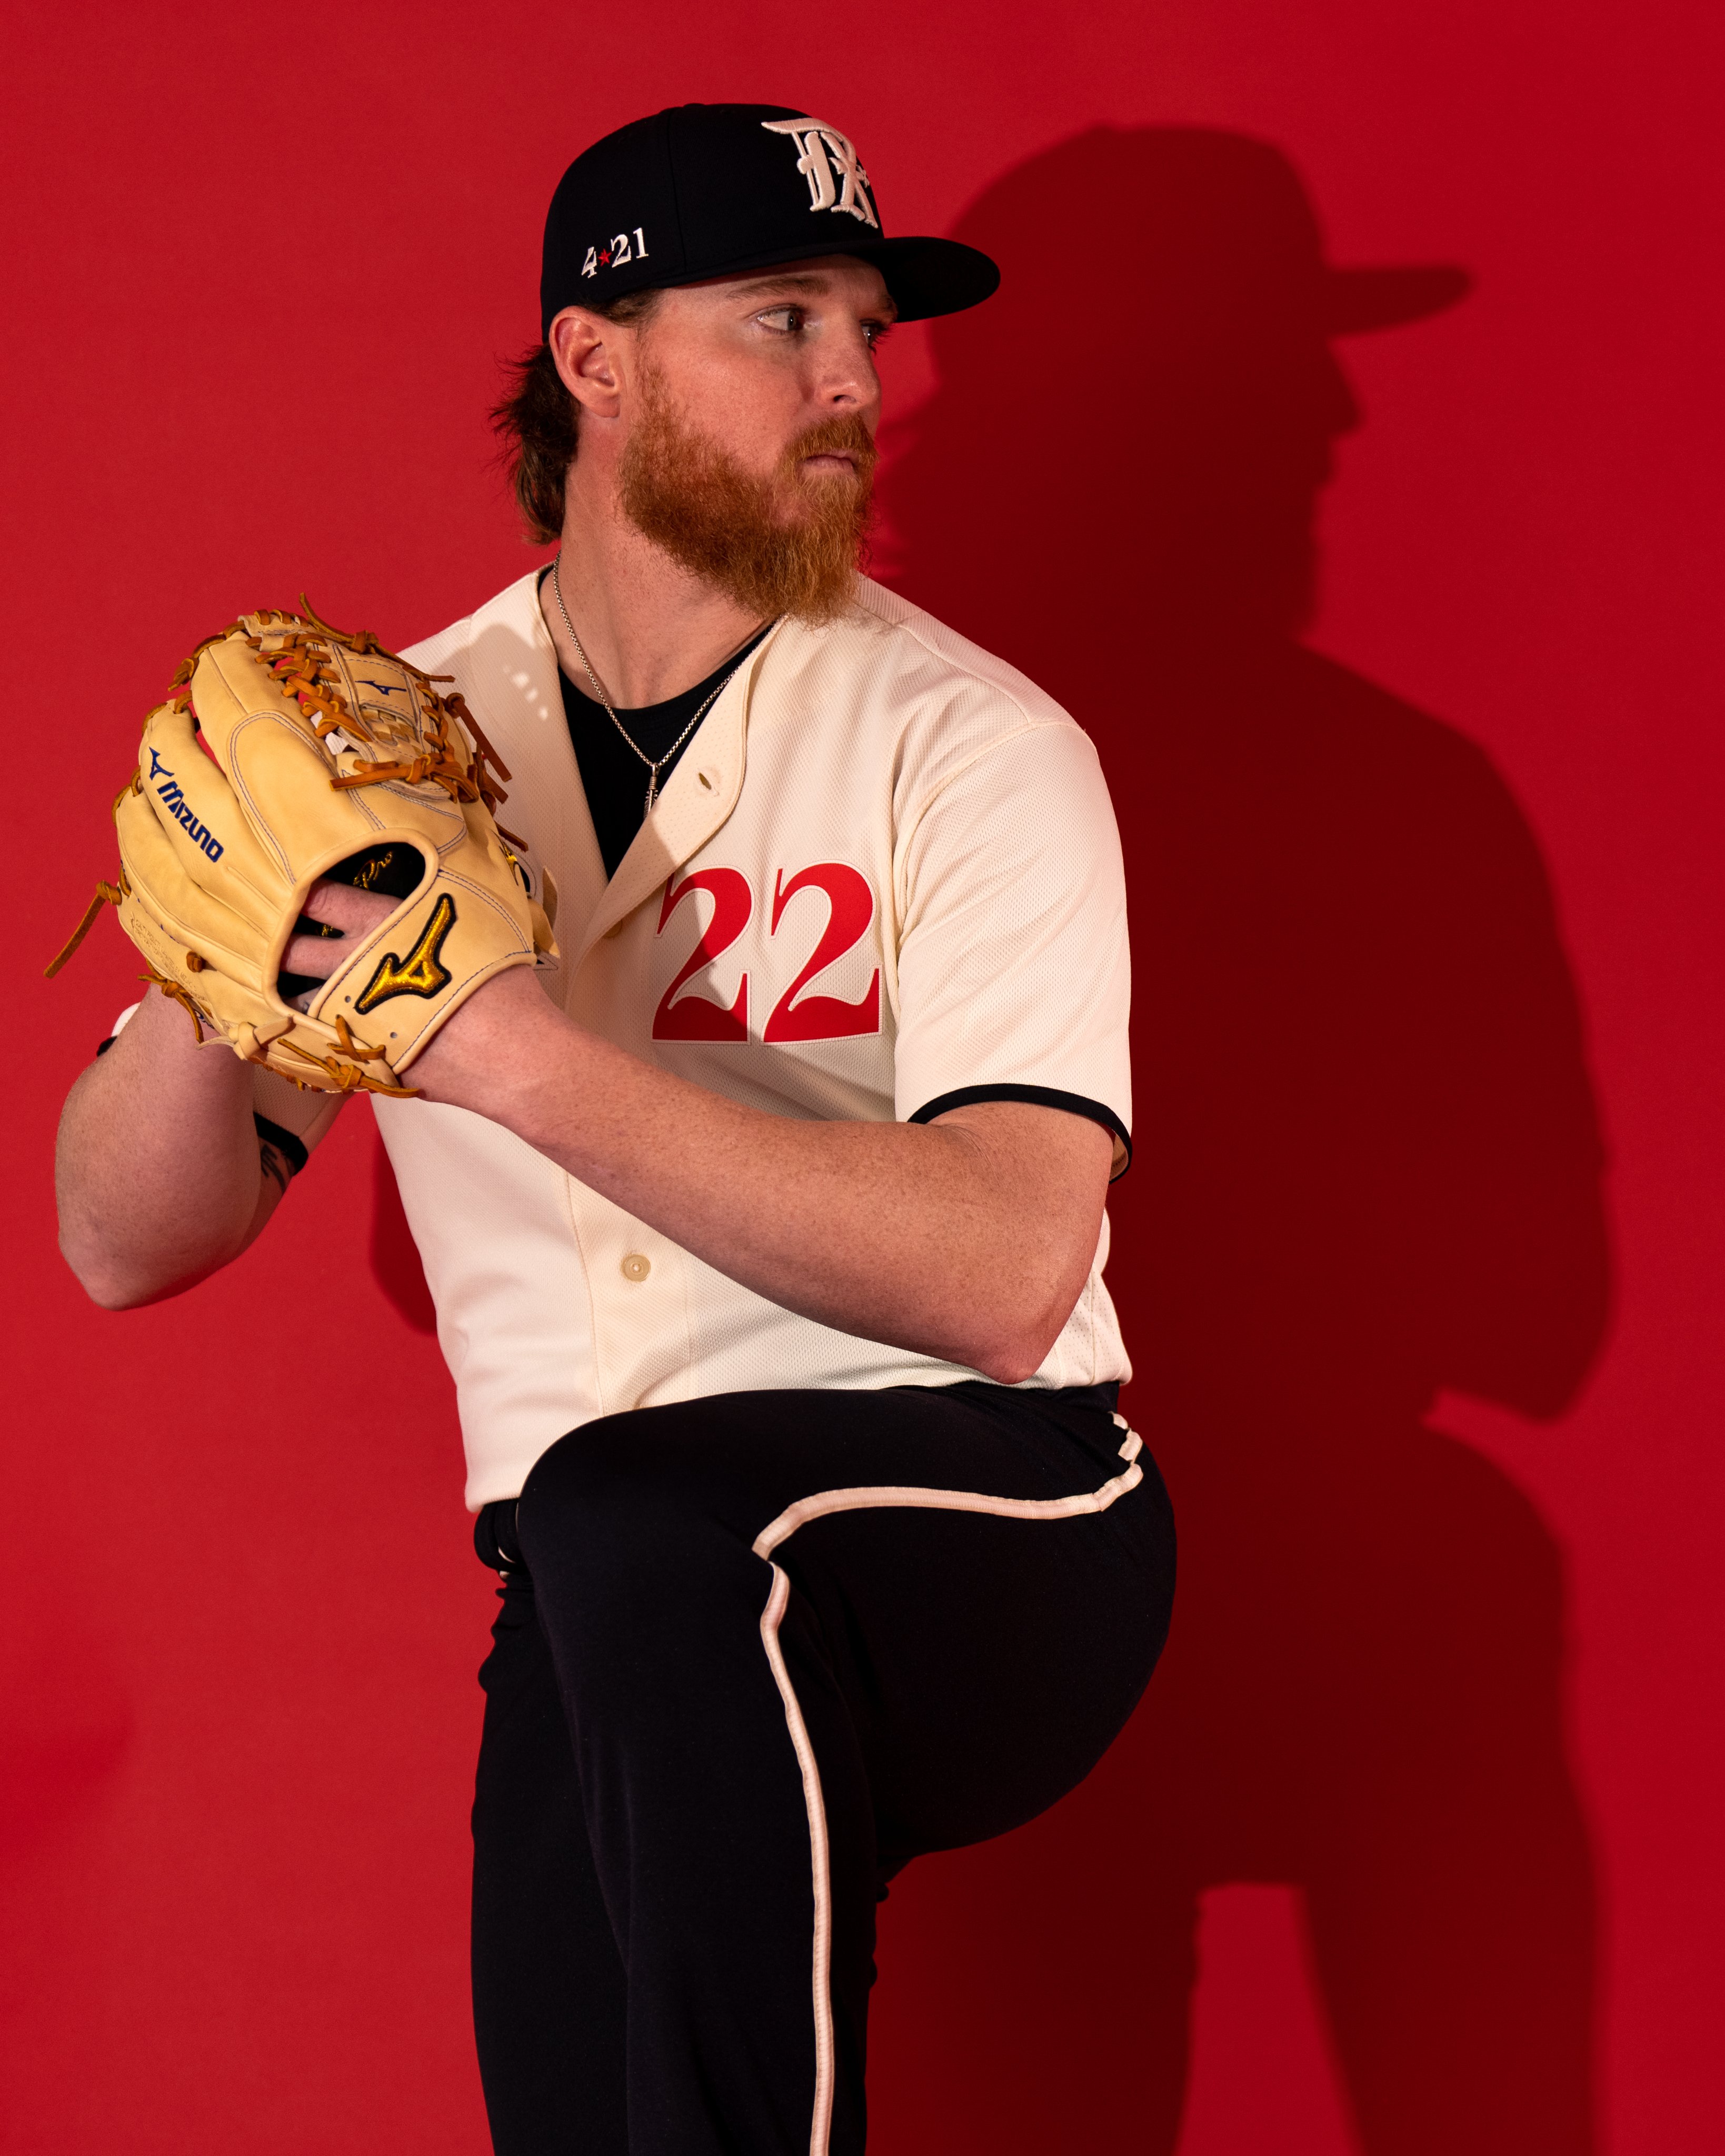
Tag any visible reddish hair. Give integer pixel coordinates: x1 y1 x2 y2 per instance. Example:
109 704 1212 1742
491 291 661 543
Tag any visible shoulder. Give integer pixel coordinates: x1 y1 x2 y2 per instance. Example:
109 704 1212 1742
400 570 547 689
802 576 1072 726
761 578 1103 808
849 578 1070 717
398 571 565 764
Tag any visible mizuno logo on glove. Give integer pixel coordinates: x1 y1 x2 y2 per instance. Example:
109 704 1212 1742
148 754 224 862
354 892 458 1012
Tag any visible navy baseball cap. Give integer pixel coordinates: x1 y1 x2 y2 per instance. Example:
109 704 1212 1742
540 103 1001 334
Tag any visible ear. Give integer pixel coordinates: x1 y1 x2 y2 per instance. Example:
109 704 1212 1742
549 306 626 422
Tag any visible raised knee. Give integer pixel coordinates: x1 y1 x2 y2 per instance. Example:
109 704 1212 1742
519 1420 657 1564
516 1416 742 1619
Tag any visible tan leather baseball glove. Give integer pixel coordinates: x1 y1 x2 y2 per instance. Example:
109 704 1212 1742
48 602 557 1096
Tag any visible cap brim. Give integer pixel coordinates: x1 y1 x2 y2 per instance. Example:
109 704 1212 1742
1325 264 1472 335
847 235 1002 321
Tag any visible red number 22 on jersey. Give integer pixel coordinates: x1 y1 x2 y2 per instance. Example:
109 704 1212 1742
652 863 881 1044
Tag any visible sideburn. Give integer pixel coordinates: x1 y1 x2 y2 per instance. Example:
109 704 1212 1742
618 382 876 625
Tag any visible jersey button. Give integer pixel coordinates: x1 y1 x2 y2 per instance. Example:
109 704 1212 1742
620 1253 652 1283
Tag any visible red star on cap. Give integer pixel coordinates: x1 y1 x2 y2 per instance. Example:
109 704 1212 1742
598 249 611 265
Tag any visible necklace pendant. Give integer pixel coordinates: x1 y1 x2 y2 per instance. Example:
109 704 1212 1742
643 778 657 816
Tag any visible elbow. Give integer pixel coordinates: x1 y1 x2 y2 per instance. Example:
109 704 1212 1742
63 1248 152 1312
971 1345 1051 1386
84 1280 149 1312
55 1179 257 1311
58 1229 180 1312
953 1266 1092 1385
963 1307 1069 1387
72 1267 185 1312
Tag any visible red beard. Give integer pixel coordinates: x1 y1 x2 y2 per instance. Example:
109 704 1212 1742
618 368 878 623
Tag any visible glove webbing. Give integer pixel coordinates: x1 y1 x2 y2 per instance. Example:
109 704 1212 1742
43 601 513 981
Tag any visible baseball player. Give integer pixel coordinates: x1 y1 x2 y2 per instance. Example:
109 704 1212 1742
55 104 1175 2156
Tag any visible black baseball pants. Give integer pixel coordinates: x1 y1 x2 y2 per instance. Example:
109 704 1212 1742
469 1381 1175 2156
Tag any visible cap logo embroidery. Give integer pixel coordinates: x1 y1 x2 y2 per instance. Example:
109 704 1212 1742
581 227 650 279
760 118 880 228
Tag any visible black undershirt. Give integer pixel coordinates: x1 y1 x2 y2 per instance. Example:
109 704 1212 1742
555 607 773 880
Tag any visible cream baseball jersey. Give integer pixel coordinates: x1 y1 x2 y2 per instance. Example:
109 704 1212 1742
356 570 1134 1508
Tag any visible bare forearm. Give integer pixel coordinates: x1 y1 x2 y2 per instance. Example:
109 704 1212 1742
55 990 281 1307
414 972 1109 1379
534 1053 1064 1369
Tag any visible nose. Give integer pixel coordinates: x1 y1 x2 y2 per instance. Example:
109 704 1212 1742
815 321 883 418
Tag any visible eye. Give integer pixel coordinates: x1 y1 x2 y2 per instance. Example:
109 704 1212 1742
862 319 892 350
757 306 806 335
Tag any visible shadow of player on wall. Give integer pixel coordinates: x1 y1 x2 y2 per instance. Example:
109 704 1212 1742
871 128 1608 2155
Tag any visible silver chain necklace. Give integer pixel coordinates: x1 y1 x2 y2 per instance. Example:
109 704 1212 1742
552 553 759 816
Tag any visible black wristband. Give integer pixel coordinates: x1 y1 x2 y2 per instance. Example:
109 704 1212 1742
253 1114 309 1180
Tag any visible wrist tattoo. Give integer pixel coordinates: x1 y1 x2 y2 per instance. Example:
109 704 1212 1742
252 1113 309 1196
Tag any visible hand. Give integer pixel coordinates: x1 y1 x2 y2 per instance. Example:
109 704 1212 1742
402 961 569 1108
280 879 398 1008
281 876 562 1090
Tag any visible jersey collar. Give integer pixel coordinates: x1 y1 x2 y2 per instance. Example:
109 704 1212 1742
569 616 787 970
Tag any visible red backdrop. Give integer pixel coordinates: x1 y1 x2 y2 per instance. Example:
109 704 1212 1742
5 4 1721 2150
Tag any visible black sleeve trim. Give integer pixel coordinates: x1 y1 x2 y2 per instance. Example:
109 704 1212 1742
909 1085 1132 1177
254 1114 308 1180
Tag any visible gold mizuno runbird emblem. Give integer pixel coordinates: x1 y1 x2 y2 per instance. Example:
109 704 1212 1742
354 892 457 1013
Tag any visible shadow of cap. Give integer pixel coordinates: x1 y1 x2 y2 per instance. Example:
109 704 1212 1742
946 126 1470 338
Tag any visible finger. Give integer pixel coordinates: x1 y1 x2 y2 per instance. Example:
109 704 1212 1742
281 926 348 981
300 879 398 936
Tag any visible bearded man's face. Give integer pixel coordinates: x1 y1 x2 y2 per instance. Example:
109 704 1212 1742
604 257 891 623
